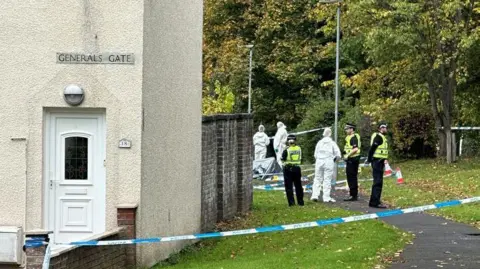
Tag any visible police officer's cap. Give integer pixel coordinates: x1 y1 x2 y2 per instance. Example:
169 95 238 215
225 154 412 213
287 134 297 141
378 122 388 129
344 123 356 130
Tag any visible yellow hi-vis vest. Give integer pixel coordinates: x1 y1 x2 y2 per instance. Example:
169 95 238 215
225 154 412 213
345 133 361 158
285 145 302 165
371 133 388 159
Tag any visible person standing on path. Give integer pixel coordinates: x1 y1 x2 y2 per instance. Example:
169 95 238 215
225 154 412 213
253 124 270 160
281 134 304 206
311 128 342 203
274 121 288 165
343 123 361 201
366 122 389 208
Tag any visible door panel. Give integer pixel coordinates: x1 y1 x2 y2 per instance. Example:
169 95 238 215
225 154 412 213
59 198 93 232
46 113 106 244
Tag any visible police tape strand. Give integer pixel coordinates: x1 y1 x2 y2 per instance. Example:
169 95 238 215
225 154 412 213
268 127 327 139
253 184 313 191
24 196 480 249
42 244 51 269
253 185 349 192
254 163 369 178
254 174 393 190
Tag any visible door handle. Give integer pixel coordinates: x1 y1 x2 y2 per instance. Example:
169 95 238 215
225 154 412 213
49 179 60 188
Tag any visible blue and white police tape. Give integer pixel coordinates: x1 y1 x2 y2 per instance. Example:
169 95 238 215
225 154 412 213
254 184 312 191
45 196 479 246
253 182 285 189
32 196 479 269
335 173 394 186
337 163 371 169
253 172 283 178
264 177 310 182
254 185 345 192
23 239 51 269
42 244 51 269
256 162 369 171
24 237 48 248
255 175 391 189
255 168 315 179
268 127 327 139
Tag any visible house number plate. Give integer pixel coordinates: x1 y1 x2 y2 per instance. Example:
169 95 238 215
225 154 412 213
119 139 132 148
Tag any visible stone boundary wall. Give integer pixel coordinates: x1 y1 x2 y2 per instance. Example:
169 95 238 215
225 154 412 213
201 114 253 232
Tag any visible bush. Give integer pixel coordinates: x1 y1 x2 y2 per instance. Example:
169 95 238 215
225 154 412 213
295 101 376 163
295 99 437 162
295 100 362 163
386 105 437 159
295 100 335 163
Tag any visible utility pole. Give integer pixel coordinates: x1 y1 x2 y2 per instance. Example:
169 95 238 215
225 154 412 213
319 0 342 143
334 4 340 143
245 44 254 114
319 0 343 185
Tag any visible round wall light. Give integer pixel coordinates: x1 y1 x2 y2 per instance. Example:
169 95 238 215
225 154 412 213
63 84 85 106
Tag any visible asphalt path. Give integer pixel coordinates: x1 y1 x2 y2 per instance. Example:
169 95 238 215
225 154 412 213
329 191 480 269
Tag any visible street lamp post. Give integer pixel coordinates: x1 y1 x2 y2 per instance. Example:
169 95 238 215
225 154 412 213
320 0 342 186
245 44 254 114
334 4 341 144
319 0 342 143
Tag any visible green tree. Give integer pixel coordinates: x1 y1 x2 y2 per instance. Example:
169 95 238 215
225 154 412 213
203 0 341 131
346 0 480 163
202 80 235 115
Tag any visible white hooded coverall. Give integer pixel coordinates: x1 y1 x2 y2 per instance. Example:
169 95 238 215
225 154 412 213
273 122 288 165
312 135 341 202
253 125 270 160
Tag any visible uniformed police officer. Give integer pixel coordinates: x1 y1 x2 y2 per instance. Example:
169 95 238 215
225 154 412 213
366 122 389 208
281 134 304 206
343 123 361 201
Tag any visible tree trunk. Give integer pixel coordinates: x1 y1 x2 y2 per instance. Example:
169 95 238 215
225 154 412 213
443 62 456 163
446 129 452 163
426 79 446 157
438 130 446 157
451 132 457 162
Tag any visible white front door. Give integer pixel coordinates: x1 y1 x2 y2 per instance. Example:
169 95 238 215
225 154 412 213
45 112 106 244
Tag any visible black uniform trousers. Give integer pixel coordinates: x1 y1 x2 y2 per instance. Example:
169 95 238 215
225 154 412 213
346 157 360 198
283 165 304 206
369 158 385 206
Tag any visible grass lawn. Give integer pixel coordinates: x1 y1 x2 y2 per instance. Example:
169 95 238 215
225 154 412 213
155 191 411 269
359 157 480 228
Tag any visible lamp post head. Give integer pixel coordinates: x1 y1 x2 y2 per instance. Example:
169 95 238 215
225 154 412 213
245 44 254 49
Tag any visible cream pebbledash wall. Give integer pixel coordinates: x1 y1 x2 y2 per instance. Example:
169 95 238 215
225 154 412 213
0 0 143 232
138 0 203 266
1 0 202 266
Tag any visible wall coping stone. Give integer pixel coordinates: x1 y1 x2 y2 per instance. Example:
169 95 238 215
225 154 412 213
25 229 53 236
202 113 253 123
116 203 139 209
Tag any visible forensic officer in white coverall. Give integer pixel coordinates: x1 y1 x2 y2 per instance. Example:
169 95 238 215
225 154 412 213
273 121 288 165
311 128 342 203
253 125 270 160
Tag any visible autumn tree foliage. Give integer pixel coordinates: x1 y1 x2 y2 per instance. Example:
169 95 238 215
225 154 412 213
203 0 480 161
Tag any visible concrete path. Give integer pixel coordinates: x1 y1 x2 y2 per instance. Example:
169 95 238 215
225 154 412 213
329 190 480 269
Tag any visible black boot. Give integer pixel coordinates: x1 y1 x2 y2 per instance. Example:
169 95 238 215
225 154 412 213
344 196 358 201
369 203 387 209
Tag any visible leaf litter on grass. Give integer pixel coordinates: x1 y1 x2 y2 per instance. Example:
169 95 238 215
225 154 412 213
155 191 412 269
360 158 480 228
